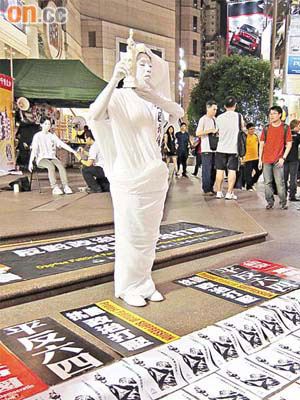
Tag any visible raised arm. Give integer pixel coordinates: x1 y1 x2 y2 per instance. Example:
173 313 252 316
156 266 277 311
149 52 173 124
88 61 129 122
134 88 184 125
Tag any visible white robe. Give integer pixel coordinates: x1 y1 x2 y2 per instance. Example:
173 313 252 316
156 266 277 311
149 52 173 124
90 88 182 299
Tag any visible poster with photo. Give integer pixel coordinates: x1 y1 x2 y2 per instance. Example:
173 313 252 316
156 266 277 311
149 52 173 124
125 347 186 399
219 358 288 398
159 336 218 384
241 306 289 343
190 325 243 365
183 373 260 400
217 313 267 355
262 297 300 332
247 346 300 381
269 383 300 399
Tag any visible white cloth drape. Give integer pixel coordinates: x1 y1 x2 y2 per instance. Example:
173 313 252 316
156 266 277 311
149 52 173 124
88 48 183 299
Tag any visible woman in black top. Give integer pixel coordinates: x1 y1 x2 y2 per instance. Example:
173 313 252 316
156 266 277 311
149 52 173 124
164 125 178 176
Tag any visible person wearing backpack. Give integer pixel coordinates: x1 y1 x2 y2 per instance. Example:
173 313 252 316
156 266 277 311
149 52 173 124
258 106 292 210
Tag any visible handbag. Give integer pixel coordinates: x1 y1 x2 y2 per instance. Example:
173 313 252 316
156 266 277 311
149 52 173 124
208 118 219 151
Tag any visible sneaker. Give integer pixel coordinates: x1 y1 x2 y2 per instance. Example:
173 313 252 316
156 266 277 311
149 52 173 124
281 203 288 210
63 185 73 194
203 191 214 196
182 172 188 177
225 192 237 200
52 186 63 195
289 197 300 202
216 191 224 199
266 204 274 210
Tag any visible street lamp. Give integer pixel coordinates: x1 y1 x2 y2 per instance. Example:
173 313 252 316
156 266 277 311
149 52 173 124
178 47 186 107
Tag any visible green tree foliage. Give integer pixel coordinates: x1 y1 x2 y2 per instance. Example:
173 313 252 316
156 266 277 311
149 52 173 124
187 55 280 132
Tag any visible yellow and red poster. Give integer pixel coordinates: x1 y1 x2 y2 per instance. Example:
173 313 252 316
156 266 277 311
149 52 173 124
0 74 15 172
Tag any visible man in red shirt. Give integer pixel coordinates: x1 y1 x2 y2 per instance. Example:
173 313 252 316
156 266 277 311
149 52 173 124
259 106 292 209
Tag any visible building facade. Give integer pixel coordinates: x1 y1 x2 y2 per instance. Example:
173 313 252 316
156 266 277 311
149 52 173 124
80 0 177 98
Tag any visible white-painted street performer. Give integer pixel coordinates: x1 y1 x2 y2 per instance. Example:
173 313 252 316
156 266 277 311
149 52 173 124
88 30 184 307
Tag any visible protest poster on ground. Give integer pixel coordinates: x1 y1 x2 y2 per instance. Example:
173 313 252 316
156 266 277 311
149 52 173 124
62 300 179 357
0 317 114 386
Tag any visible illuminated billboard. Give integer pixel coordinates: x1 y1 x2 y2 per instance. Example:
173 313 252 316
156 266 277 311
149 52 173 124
284 14 300 95
227 0 272 59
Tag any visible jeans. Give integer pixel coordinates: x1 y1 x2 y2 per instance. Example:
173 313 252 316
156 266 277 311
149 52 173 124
284 160 299 198
263 162 286 205
82 165 110 191
244 160 262 190
201 152 216 192
193 153 202 175
38 158 68 188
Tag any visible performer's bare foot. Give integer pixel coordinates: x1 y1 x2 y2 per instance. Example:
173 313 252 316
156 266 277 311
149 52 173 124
122 294 147 307
147 290 164 302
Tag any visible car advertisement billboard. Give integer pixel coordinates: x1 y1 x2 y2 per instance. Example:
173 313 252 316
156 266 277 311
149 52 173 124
227 0 272 59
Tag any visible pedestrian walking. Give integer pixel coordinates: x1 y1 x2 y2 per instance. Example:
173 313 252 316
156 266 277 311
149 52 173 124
258 106 292 210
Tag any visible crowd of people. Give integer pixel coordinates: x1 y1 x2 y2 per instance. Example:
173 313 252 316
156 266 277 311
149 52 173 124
26 95 300 212
162 96 300 210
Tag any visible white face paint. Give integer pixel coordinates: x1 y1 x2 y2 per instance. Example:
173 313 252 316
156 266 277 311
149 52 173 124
42 120 51 133
136 53 152 87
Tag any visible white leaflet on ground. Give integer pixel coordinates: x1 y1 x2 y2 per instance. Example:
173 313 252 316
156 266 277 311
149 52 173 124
240 306 289 343
26 373 111 400
261 297 300 332
218 358 288 398
247 346 300 381
183 372 261 400
273 332 300 361
216 313 267 355
189 325 244 365
124 346 186 399
159 336 218 384
268 383 300 399
159 389 198 400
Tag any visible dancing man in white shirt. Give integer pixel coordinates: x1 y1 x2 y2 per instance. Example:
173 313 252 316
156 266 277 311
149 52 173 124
28 118 80 195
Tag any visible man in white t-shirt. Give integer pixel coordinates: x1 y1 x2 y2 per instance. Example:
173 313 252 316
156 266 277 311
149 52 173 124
215 96 244 200
28 118 80 195
78 131 110 193
196 100 218 195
